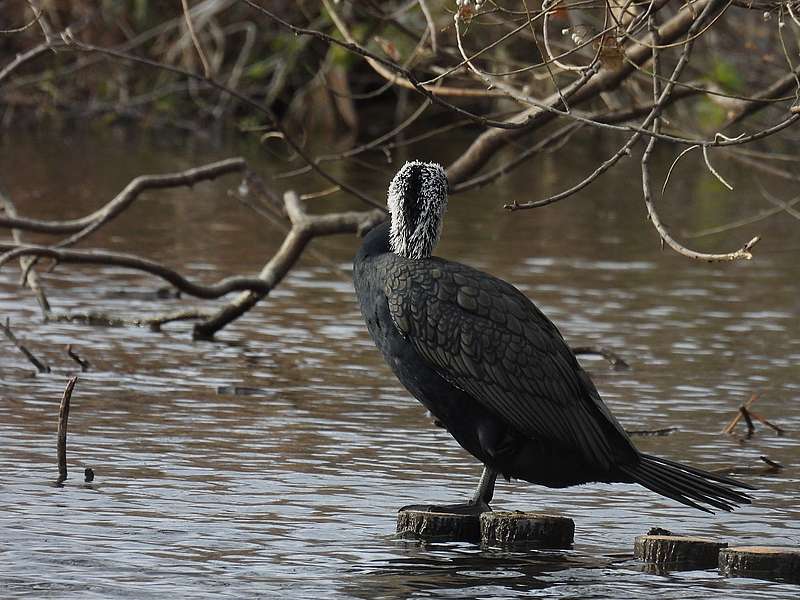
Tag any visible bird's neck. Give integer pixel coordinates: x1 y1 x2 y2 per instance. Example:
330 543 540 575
355 220 391 262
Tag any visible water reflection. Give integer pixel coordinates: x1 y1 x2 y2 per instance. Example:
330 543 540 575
1 130 798 598
343 545 578 599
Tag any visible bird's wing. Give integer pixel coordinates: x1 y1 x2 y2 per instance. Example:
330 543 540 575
384 257 634 470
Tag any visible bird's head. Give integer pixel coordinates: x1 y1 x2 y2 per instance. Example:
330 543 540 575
387 160 448 260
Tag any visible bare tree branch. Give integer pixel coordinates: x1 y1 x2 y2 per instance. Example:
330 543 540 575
0 190 51 317
445 0 722 185
0 244 282 299
722 64 800 128
640 5 761 262
194 191 384 339
0 157 247 236
0 40 62 85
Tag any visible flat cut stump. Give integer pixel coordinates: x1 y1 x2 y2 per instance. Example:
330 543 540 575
634 535 726 570
480 512 574 548
396 509 481 543
719 546 800 582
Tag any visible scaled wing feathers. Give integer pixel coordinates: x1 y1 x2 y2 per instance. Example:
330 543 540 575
384 257 634 470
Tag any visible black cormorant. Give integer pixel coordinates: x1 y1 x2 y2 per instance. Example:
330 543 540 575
353 160 752 514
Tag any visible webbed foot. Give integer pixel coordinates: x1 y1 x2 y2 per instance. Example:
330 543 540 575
399 466 498 516
399 500 492 515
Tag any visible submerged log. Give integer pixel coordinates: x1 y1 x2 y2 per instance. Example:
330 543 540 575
480 512 574 548
719 546 800 582
396 508 481 543
634 535 727 570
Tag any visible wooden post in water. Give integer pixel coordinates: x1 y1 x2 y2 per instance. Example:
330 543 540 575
634 535 727 571
396 508 482 543
719 546 800 582
56 377 78 484
396 508 574 547
481 512 574 548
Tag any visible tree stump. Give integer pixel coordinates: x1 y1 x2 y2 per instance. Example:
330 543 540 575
396 509 481 543
634 535 727 570
480 512 574 548
719 546 800 582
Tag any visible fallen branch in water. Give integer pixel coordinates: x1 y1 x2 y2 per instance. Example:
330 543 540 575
626 427 680 437
712 455 785 477
48 309 214 331
193 189 384 339
57 376 78 484
0 190 51 319
572 345 630 369
0 153 383 338
0 158 251 326
722 394 785 438
0 157 247 242
0 245 281 298
1 191 382 338
0 317 50 373
66 344 90 371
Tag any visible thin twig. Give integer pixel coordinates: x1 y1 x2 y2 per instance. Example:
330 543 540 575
317 0 507 99
722 394 784 436
685 195 800 238
740 405 756 438
0 41 61 85
275 99 431 180
0 317 50 373
747 410 785 436
0 3 40 34
451 85 703 194
26 0 55 45
454 9 602 116
66 344 90 371
757 183 800 221
181 0 212 78
56 31 384 211
417 0 437 53
639 0 760 262
722 396 750 434
759 455 783 471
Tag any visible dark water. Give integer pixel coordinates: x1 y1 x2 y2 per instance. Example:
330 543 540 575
1 129 798 598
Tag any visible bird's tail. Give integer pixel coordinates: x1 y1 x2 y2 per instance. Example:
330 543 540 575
618 453 754 513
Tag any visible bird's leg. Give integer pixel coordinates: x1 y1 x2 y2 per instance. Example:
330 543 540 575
471 465 497 506
400 466 497 515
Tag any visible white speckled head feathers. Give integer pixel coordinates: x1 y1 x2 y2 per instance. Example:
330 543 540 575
387 161 448 260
